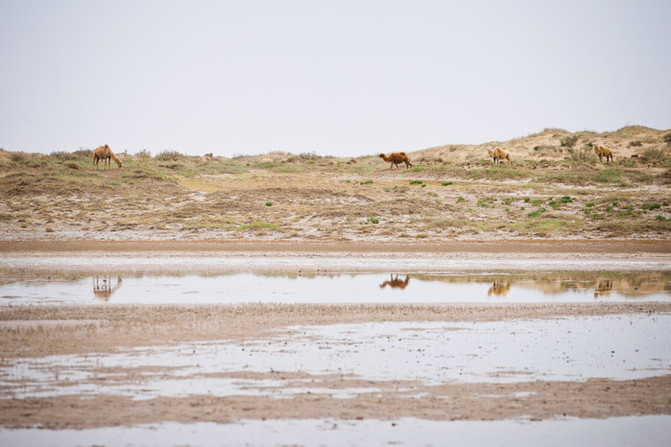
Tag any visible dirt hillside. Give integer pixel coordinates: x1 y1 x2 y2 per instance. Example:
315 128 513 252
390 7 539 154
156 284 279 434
1 126 670 242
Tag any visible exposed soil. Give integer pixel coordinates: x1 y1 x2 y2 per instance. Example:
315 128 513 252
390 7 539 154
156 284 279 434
1 302 670 429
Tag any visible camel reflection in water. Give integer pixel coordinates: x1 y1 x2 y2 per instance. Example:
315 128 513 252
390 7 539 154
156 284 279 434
92 275 123 301
594 280 613 299
488 279 512 297
379 274 410 290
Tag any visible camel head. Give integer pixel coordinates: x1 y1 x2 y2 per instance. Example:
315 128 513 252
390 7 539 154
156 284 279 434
378 153 386 159
487 148 494 158
116 159 123 168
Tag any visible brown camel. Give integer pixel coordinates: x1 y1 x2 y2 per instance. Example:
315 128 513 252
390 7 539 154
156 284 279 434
487 146 512 165
379 274 410 289
93 144 123 169
379 152 412 170
594 144 613 162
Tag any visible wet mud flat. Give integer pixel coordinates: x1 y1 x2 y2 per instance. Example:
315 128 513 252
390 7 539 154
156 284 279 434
1 302 671 431
1 243 670 445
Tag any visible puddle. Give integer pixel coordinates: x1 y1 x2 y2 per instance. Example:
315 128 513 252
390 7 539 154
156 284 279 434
1 271 670 305
2 314 669 399
1 416 669 447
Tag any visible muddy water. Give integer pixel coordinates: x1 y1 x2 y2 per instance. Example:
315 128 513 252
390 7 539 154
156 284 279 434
1 416 670 447
2 264 670 445
3 314 670 400
1 271 670 305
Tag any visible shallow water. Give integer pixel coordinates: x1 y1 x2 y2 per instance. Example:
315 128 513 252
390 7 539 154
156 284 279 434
1 271 670 305
3 315 670 400
1 416 669 447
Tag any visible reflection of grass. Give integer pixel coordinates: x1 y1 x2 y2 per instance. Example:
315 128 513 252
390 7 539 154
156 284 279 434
236 222 280 231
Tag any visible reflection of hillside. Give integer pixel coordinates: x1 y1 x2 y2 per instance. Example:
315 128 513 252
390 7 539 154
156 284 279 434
415 272 671 298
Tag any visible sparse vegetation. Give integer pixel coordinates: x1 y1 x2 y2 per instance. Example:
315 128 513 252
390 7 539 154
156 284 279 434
641 148 665 163
155 150 188 161
1 125 669 241
663 132 671 147
235 222 279 231
560 134 579 147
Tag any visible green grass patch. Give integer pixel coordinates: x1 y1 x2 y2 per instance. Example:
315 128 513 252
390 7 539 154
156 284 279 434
477 197 497 208
235 222 279 231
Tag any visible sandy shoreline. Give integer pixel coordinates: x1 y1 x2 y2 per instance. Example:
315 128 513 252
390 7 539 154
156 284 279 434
3 239 671 253
2 239 670 275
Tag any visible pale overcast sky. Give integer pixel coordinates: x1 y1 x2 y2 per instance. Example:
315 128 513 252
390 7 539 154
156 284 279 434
1 0 670 157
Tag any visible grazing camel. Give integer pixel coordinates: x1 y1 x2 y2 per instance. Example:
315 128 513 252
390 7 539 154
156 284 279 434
379 152 413 170
593 144 613 162
487 146 512 165
93 144 123 169
379 274 410 290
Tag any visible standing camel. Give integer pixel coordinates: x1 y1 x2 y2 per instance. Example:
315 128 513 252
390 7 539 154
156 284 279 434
378 152 413 170
93 144 123 169
593 144 613 162
487 146 512 165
